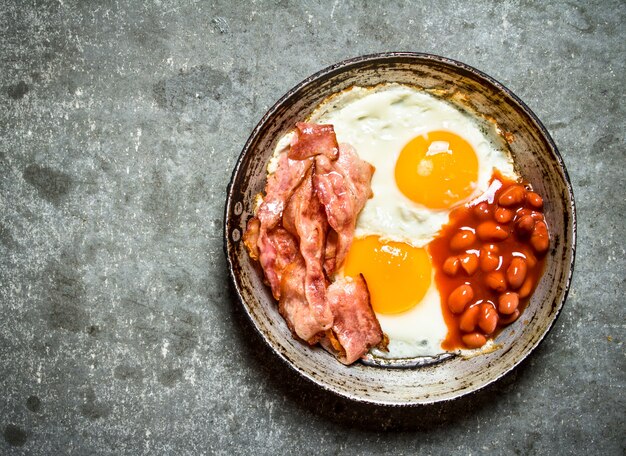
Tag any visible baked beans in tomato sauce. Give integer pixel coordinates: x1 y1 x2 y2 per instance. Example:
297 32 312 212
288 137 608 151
428 172 550 350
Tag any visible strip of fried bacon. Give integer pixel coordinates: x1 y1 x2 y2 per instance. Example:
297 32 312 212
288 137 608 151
243 122 383 364
243 218 300 300
278 258 326 343
322 275 385 365
314 144 375 274
252 151 313 298
288 122 339 161
282 167 333 331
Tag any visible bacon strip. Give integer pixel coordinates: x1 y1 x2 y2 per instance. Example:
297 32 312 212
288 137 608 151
288 123 339 161
314 144 375 271
256 151 312 231
278 259 325 343
254 225 299 299
282 167 332 330
322 275 383 364
243 123 379 364
323 229 339 277
252 150 313 298
243 217 260 261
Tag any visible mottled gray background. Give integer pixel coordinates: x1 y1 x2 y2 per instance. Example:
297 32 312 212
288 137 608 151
0 0 624 454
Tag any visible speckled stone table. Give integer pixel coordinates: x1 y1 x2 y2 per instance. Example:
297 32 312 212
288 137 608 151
1 1 624 454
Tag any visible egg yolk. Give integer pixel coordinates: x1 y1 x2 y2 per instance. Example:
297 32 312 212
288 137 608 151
395 130 479 209
342 236 432 314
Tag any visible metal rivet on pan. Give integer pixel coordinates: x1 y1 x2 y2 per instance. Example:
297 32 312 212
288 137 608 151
234 201 243 215
232 228 241 242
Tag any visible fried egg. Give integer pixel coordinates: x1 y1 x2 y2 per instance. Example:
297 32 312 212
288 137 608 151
310 84 518 358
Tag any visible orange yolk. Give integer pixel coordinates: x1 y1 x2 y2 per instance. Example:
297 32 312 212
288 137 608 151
342 236 432 314
395 130 479 209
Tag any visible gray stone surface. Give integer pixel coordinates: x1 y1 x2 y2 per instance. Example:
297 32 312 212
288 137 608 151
0 0 624 454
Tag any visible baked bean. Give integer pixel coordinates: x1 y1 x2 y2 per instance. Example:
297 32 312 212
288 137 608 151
530 211 544 221
499 309 520 325
459 305 480 332
519 248 537 269
527 192 543 209
479 251 500 272
479 303 498 334
450 230 476 251
473 202 492 220
516 215 535 236
533 219 548 234
530 221 549 253
460 253 479 275
498 185 526 207
443 256 460 276
448 284 474 314
507 257 527 289
495 206 514 223
518 276 534 298
483 243 499 254
462 332 487 348
477 221 509 241
498 292 519 315
516 208 542 221
485 271 507 292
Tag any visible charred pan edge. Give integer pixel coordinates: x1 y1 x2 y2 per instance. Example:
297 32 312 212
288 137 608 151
361 352 456 369
223 52 577 406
